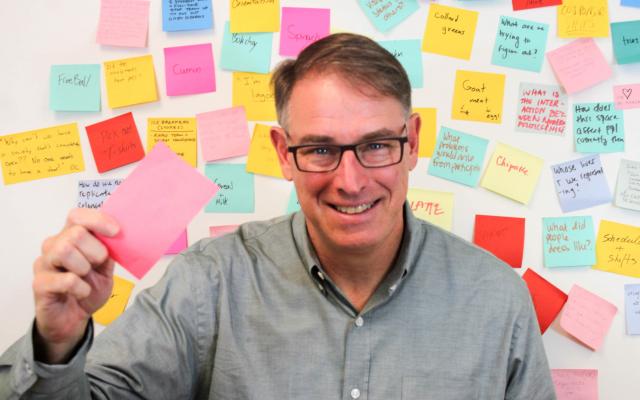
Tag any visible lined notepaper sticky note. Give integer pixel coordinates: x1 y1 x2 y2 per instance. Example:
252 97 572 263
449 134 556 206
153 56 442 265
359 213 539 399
97 0 150 48
196 106 250 162
560 285 617 351
547 39 611 94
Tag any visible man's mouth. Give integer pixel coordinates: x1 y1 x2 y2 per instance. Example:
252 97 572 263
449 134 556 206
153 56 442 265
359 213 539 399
333 201 377 215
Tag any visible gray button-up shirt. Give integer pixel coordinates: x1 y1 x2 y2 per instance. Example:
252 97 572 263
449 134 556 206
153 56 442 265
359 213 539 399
0 208 556 399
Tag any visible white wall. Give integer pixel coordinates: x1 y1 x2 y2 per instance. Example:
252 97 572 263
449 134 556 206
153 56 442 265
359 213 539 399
0 0 639 398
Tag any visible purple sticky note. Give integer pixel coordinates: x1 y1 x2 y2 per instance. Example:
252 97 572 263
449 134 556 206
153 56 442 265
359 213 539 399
196 107 250 162
98 142 218 279
164 43 216 96
547 39 611 95
279 7 330 56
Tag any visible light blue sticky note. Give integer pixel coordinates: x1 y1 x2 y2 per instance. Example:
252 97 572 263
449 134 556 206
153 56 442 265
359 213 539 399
162 0 213 31
551 154 612 212
50 64 101 112
428 126 489 187
574 103 625 153
379 39 423 88
625 284 640 335
286 187 300 213
220 21 273 73
611 20 640 65
358 0 419 32
491 16 549 73
205 164 254 213
542 216 595 268
622 0 640 8
77 179 123 208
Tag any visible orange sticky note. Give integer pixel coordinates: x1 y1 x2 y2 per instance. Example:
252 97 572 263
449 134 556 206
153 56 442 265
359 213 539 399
560 285 617 351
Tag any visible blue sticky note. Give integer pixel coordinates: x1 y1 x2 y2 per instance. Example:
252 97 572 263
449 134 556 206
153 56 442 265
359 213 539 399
611 20 640 64
77 179 123 208
162 0 213 31
379 40 423 88
574 103 625 153
542 216 595 268
205 164 254 213
221 21 273 73
428 126 489 187
551 154 612 212
622 0 640 8
491 16 549 73
286 187 300 213
358 0 419 32
625 284 640 335
50 64 101 112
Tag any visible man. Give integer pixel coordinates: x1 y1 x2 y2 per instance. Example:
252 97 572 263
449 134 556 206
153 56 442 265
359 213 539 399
0 33 556 399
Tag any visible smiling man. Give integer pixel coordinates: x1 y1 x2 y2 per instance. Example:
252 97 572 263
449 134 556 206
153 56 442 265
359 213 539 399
1 33 556 399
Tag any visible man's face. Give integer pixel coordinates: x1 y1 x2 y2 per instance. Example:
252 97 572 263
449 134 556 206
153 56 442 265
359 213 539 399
272 73 419 255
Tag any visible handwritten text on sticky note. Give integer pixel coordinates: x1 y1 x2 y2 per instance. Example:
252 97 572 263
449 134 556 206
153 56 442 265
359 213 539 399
163 0 212 31
229 0 279 33
551 155 611 212
196 106 250 162
147 118 197 167
358 0 418 32
492 16 548 72
50 64 101 112
104 55 158 108
246 123 283 178
574 103 624 153
164 43 216 96
232 72 276 121
221 21 272 74
78 179 123 209
205 163 255 213
452 70 505 124
614 159 640 212
473 214 525 268
515 83 567 136
557 0 609 38
97 0 150 48
428 126 488 187
593 220 640 278
542 216 595 268
407 188 454 231
560 285 617 351
86 113 145 173
613 83 640 110
547 39 611 95
279 7 330 57
422 4 478 60
551 369 598 400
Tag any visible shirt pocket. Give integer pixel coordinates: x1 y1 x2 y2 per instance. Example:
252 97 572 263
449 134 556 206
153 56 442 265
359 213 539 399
401 375 481 400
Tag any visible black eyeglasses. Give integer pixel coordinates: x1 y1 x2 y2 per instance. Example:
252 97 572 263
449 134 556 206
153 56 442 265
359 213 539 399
287 125 408 173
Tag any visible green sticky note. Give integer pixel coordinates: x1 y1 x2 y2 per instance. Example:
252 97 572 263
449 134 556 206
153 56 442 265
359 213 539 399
428 126 489 187
611 20 640 64
491 16 549 72
574 102 624 153
220 21 273 73
50 64 101 111
378 39 423 88
286 186 300 213
542 216 595 268
205 164 255 213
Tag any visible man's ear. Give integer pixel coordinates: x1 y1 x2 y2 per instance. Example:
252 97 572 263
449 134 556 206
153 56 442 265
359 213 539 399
407 112 421 170
270 127 294 181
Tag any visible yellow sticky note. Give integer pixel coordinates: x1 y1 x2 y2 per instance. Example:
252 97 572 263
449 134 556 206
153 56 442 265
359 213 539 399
147 118 198 167
0 123 84 185
407 188 454 231
232 72 277 121
229 0 280 32
480 142 543 204
246 123 283 178
104 55 158 108
558 0 609 38
451 70 505 124
413 108 437 158
422 3 479 60
593 220 640 278
93 275 135 326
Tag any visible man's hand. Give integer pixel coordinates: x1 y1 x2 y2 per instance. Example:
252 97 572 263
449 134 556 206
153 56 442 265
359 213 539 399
32 208 120 364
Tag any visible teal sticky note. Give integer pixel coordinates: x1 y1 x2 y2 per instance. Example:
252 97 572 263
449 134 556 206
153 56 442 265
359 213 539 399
574 102 625 153
428 126 489 187
205 164 254 213
286 187 300 213
611 20 640 65
50 64 101 112
378 39 423 88
220 21 273 73
542 216 595 268
491 16 549 73
358 0 419 32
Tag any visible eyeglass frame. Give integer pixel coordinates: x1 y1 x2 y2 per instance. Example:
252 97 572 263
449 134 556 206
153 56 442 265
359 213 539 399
285 124 409 173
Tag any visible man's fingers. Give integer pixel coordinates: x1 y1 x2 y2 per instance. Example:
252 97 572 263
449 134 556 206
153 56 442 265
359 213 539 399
33 270 92 300
64 208 120 237
40 225 111 277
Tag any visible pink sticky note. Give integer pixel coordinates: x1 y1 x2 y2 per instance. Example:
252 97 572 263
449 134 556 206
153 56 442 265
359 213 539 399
279 7 330 56
164 43 216 96
560 285 617 351
547 39 611 95
551 369 598 400
209 225 239 238
98 142 218 279
165 229 188 255
96 0 150 48
196 107 250 162
613 83 640 110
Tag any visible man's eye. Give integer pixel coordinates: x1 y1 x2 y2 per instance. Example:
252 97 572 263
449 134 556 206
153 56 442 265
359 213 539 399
300 146 333 156
365 142 388 151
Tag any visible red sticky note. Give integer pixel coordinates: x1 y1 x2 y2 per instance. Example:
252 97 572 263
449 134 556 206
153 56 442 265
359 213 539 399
164 43 216 96
165 229 188 255
473 215 525 268
522 268 568 334
85 112 145 173
512 0 562 11
98 142 218 279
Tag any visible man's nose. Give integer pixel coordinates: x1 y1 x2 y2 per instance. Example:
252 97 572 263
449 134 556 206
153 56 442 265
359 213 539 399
333 149 367 194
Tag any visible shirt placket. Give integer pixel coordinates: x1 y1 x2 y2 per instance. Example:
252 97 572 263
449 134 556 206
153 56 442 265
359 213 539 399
342 313 371 400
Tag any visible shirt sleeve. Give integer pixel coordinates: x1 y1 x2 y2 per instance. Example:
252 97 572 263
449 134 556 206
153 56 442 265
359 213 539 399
0 248 219 400
504 286 557 400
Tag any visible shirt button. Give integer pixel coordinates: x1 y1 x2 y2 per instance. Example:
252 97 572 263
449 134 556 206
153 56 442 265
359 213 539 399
355 316 364 327
24 363 32 375
388 284 397 294
350 388 361 399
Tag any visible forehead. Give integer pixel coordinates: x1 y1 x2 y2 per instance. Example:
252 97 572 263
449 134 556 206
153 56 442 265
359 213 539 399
286 73 405 140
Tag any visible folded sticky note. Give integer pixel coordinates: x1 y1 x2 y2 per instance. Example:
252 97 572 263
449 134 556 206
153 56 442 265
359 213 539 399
407 189 454 231
97 142 218 279
50 65 101 112
522 268 568 334
451 70 505 124
560 285 617 351
551 155 611 212
422 3 478 60
93 275 135 326
279 7 330 57
515 83 567 136
428 126 489 187
593 219 640 278
547 39 611 95
147 118 198 167
358 0 418 32
573 103 624 153
86 113 145 173
97 0 150 48
542 216 595 268
104 55 158 108
162 0 213 31
205 164 255 213
220 21 273 74
196 106 250 162
611 20 640 64
164 43 216 96
551 369 598 400
614 159 640 211
492 16 549 73
246 124 283 178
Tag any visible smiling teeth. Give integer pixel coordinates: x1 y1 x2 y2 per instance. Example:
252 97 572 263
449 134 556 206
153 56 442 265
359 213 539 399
335 203 373 214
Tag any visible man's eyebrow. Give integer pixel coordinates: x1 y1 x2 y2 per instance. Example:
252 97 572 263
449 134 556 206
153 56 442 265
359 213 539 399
294 128 401 145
